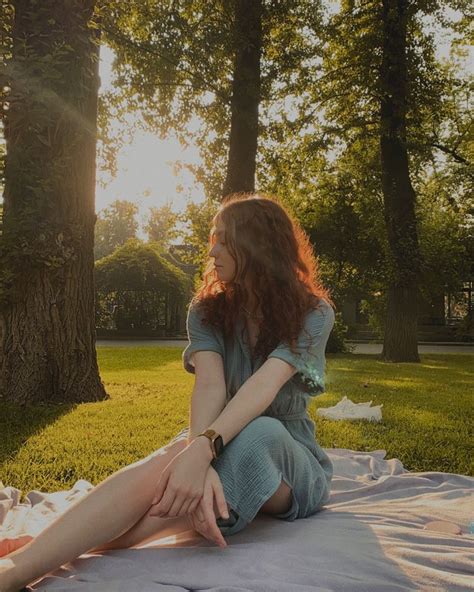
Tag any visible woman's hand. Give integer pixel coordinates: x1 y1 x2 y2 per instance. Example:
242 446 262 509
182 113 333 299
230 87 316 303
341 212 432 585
149 437 213 518
188 466 229 548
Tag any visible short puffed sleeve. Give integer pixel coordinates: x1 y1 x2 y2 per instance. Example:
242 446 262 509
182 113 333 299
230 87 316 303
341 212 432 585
182 302 225 374
267 300 335 396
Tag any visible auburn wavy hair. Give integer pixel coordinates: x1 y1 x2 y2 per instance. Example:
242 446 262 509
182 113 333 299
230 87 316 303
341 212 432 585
192 193 334 360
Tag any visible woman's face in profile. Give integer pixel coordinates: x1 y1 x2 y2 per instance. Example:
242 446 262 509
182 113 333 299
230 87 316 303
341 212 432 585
209 219 236 283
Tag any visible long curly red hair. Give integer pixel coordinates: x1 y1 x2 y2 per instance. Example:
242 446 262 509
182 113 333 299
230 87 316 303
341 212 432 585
192 193 334 360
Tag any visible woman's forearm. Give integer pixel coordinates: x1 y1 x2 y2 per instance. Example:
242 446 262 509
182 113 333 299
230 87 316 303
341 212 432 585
205 369 279 448
187 386 227 444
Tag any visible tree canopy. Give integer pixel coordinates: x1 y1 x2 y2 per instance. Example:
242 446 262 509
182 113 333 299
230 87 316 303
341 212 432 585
0 0 471 393
95 238 190 295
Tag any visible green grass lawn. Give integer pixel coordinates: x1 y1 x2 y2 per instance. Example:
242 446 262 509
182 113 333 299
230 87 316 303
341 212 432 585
1 348 472 494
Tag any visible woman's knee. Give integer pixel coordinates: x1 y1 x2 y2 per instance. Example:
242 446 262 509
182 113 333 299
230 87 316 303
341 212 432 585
236 416 287 449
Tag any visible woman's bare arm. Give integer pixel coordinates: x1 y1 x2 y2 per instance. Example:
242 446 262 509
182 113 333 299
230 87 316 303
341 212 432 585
203 357 296 447
187 350 227 444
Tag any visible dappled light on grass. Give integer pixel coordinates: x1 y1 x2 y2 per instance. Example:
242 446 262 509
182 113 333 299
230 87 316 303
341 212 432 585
1 349 192 493
0 350 471 495
311 353 472 476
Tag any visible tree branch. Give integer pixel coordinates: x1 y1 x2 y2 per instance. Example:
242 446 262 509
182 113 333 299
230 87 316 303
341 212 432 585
102 26 231 104
432 142 471 166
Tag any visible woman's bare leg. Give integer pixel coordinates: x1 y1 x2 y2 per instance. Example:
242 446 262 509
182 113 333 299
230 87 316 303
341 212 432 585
0 437 189 592
91 507 192 552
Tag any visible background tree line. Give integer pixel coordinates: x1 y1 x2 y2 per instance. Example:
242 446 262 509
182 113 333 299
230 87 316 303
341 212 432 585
0 0 471 403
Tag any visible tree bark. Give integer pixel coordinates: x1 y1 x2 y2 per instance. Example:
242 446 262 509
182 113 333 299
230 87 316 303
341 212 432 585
0 0 108 403
379 0 421 362
222 0 262 199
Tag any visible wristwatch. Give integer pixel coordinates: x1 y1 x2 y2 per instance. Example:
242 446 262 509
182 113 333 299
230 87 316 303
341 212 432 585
197 429 224 459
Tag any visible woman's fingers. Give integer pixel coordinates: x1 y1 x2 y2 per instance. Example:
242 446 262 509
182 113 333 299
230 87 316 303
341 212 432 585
166 494 187 517
186 497 201 516
201 493 227 548
179 497 198 516
212 479 229 519
190 507 226 549
196 505 205 523
150 487 174 516
152 470 170 506
189 513 207 538
187 484 227 548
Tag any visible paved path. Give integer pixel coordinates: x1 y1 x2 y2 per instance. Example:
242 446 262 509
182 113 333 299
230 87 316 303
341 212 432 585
346 343 473 355
96 340 474 354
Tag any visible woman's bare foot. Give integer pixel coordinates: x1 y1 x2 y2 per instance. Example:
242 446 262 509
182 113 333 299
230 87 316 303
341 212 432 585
0 536 33 559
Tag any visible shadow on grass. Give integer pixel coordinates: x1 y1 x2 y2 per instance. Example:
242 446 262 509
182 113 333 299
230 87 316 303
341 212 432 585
0 402 76 466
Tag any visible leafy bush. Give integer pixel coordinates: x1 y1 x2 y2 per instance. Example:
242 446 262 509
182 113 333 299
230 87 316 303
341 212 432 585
95 239 192 332
326 312 353 353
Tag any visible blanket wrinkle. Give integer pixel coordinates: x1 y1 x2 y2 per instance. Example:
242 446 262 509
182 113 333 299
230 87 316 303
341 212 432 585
1 448 472 591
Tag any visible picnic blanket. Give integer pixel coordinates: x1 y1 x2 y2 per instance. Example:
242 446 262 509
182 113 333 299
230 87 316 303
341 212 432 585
1 448 472 591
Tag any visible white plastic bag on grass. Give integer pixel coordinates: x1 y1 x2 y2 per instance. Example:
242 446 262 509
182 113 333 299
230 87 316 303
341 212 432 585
317 396 383 422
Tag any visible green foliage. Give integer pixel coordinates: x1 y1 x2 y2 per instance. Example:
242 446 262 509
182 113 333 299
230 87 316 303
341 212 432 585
326 312 353 354
95 238 188 293
176 197 220 271
261 133 388 308
144 203 180 248
417 175 473 298
359 294 387 338
94 199 139 260
99 0 325 199
259 0 472 338
95 239 192 331
0 215 85 308
2 0 470 338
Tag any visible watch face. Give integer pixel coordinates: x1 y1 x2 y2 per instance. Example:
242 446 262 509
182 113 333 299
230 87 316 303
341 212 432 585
214 435 224 457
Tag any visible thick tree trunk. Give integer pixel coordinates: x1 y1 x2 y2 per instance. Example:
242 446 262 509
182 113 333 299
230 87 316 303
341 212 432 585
379 0 421 362
222 0 262 199
0 0 108 403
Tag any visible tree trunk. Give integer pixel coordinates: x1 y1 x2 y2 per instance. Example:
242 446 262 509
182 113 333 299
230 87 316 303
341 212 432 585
379 0 421 362
222 0 262 199
0 0 108 403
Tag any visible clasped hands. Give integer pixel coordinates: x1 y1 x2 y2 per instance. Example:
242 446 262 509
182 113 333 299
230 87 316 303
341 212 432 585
149 438 229 548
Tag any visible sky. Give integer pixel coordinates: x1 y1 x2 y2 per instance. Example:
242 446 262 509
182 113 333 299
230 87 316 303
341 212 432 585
96 46 206 224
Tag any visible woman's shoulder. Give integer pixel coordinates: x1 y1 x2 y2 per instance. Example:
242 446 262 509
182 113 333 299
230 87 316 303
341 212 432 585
187 297 225 336
188 293 224 314
306 297 335 321
186 299 202 322
299 298 335 339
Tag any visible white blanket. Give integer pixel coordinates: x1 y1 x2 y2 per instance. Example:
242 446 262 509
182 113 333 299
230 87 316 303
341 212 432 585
1 448 472 591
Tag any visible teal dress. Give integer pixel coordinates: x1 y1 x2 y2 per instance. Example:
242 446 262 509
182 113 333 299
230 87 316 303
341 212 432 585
178 298 335 537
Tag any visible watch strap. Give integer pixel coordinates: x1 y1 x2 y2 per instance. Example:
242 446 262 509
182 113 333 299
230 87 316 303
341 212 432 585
197 429 222 458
